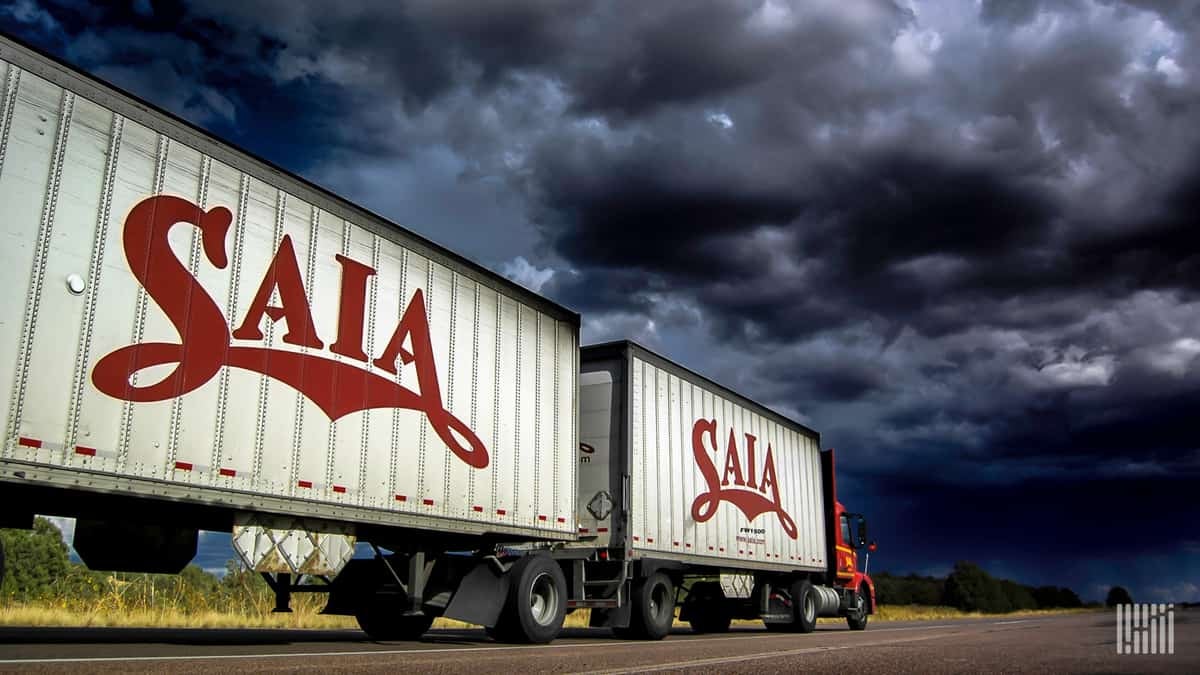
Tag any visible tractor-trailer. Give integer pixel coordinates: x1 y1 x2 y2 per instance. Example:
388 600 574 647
0 33 877 643
559 341 876 638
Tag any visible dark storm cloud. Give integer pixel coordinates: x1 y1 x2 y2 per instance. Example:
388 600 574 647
531 132 808 277
4 0 1198 600
183 0 604 114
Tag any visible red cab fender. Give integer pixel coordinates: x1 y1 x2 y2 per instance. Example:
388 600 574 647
851 572 876 614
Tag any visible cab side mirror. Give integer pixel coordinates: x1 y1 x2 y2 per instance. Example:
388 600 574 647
856 518 868 547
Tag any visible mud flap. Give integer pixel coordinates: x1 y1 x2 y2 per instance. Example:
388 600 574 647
442 561 510 627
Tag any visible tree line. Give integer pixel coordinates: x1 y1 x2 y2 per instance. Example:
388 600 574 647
875 561 1087 612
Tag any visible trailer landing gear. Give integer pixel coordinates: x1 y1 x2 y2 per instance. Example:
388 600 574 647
682 581 731 634
356 594 436 641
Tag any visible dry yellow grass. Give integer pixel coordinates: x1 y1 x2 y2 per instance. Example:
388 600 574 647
867 605 1095 622
0 602 1092 631
0 603 357 630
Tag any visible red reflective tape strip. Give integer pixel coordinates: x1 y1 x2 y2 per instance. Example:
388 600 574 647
395 494 407 502
332 485 347 494
472 505 483 512
647 538 654 544
719 548 726 552
557 517 566 523
633 536 640 542
538 515 548 521
174 461 193 471
579 528 590 533
672 541 680 547
298 480 313 489
597 527 609 533
686 543 693 548
708 546 715 551
422 498 434 506
739 550 744 554
496 509 506 516
75 446 97 457
18 437 41 448
218 467 236 477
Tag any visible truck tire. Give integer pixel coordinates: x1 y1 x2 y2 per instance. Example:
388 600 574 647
847 587 869 631
789 579 818 634
355 594 435 641
686 581 731 634
492 554 567 644
614 571 675 640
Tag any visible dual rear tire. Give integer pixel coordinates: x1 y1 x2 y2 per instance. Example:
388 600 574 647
490 554 568 644
764 580 818 633
613 571 675 640
790 580 818 633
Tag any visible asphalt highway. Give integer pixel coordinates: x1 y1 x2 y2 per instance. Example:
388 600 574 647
0 610 1195 673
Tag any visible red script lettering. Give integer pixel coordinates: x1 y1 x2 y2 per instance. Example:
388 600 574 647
690 418 797 538
91 195 489 469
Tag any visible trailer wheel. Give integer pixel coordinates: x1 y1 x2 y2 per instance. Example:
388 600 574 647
847 587 869 631
615 571 675 640
355 594 435 641
493 554 567 644
789 580 818 634
686 581 731 634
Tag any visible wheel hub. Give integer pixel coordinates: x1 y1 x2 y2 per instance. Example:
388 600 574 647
529 571 558 626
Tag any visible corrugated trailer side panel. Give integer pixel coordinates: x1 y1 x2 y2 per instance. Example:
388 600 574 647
629 353 826 572
0 43 577 539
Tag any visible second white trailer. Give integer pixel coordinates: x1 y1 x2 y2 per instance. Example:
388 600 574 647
555 341 873 639
576 341 826 572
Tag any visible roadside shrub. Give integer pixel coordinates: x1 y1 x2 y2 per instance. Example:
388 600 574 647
1105 586 1133 607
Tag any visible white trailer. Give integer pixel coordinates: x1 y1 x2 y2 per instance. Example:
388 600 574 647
563 341 875 638
0 34 580 643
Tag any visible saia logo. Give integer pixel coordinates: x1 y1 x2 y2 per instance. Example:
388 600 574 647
690 418 798 538
91 195 489 468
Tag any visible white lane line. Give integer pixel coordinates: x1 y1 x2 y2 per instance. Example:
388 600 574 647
994 619 1034 625
0 620 1035 665
576 633 958 674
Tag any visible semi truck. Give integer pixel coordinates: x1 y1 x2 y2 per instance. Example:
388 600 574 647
0 33 875 643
